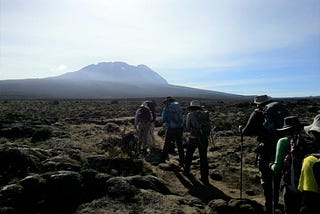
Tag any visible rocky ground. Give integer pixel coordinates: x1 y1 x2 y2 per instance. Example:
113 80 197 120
0 98 319 213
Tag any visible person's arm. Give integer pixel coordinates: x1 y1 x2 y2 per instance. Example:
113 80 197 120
271 137 290 173
185 113 191 131
242 109 263 136
134 110 139 128
161 107 167 124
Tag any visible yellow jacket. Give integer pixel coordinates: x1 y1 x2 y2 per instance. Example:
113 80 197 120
298 155 320 193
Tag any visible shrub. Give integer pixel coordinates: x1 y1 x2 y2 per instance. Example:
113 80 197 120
110 100 119 105
31 128 52 143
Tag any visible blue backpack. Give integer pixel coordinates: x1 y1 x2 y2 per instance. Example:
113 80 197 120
167 102 183 128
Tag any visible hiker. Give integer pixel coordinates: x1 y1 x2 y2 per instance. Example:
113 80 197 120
241 94 288 214
183 100 211 185
145 100 157 149
134 101 153 156
298 114 320 214
270 116 306 214
161 96 184 167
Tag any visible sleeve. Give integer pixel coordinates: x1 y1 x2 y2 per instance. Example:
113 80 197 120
134 109 139 126
271 137 290 174
161 107 167 124
149 109 153 122
186 113 191 131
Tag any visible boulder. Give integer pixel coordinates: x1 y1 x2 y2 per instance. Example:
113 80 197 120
127 175 171 195
106 177 138 200
41 155 81 172
42 171 82 214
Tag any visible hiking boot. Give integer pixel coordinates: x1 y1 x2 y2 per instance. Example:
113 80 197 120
200 177 210 185
142 148 148 156
183 170 191 176
160 153 169 163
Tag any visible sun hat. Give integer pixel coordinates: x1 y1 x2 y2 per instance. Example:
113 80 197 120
304 114 320 135
277 116 302 131
253 95 270 105
187 100 202 110
189 100 201 108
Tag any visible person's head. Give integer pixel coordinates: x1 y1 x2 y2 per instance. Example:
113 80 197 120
163 96 175 105
140 101 148 108
252 94 270 108
304 114 320 144
187 100 202 111
277 116 303 135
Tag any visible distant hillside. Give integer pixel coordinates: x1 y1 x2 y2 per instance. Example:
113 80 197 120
0 62 245 99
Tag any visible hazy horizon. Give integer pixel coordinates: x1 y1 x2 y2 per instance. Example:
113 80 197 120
1 0 319 97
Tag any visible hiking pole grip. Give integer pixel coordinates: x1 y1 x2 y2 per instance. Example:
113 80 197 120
239 125 243 199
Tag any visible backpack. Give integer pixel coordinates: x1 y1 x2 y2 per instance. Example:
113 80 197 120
145 101 156 122
263 102 289 140
136 106 152 123
167 102 183 128
194 110 211 137
283 134 311 193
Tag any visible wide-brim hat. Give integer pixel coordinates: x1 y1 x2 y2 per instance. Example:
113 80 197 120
304 114 320 135
187 100 202 110
253 94 270 105
277 116 302 131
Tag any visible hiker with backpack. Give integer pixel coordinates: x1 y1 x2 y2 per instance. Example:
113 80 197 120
298 114 320 214
134 101 153 156
270 116 307 214
161 97 185 167
241 95 288 214
183 100 211 185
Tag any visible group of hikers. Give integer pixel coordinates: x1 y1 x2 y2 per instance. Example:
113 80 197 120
134 95 319 214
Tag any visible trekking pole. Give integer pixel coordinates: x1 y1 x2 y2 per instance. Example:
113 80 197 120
239 125 243 199
272 173 275 214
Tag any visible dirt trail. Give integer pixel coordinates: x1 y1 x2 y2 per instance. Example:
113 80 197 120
149 133 266 206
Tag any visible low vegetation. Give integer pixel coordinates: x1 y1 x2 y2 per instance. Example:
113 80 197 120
0 97 319 213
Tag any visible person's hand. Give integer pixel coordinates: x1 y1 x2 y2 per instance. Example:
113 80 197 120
239 125 243 134
269 162 279 174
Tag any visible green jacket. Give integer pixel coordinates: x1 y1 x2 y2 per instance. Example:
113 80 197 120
271 136 291 174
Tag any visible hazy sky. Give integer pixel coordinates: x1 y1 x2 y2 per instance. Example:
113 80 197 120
1 0 320 97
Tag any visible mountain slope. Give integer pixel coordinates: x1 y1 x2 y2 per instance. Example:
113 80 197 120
52 62 168 85
0 62 244 99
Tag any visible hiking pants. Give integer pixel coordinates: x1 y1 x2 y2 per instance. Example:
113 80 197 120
283 185 301 214
148 122 155 149
300 191 320 214
184 136 209 181
259 160 280 214
162 127 184 166
137 122 151 152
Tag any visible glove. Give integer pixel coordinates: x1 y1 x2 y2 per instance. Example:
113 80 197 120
269 162 279 174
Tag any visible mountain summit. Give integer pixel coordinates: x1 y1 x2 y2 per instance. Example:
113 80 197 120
53 62 168 85
0 61 244 99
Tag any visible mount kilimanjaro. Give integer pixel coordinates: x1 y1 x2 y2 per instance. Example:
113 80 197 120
0 62 243 99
